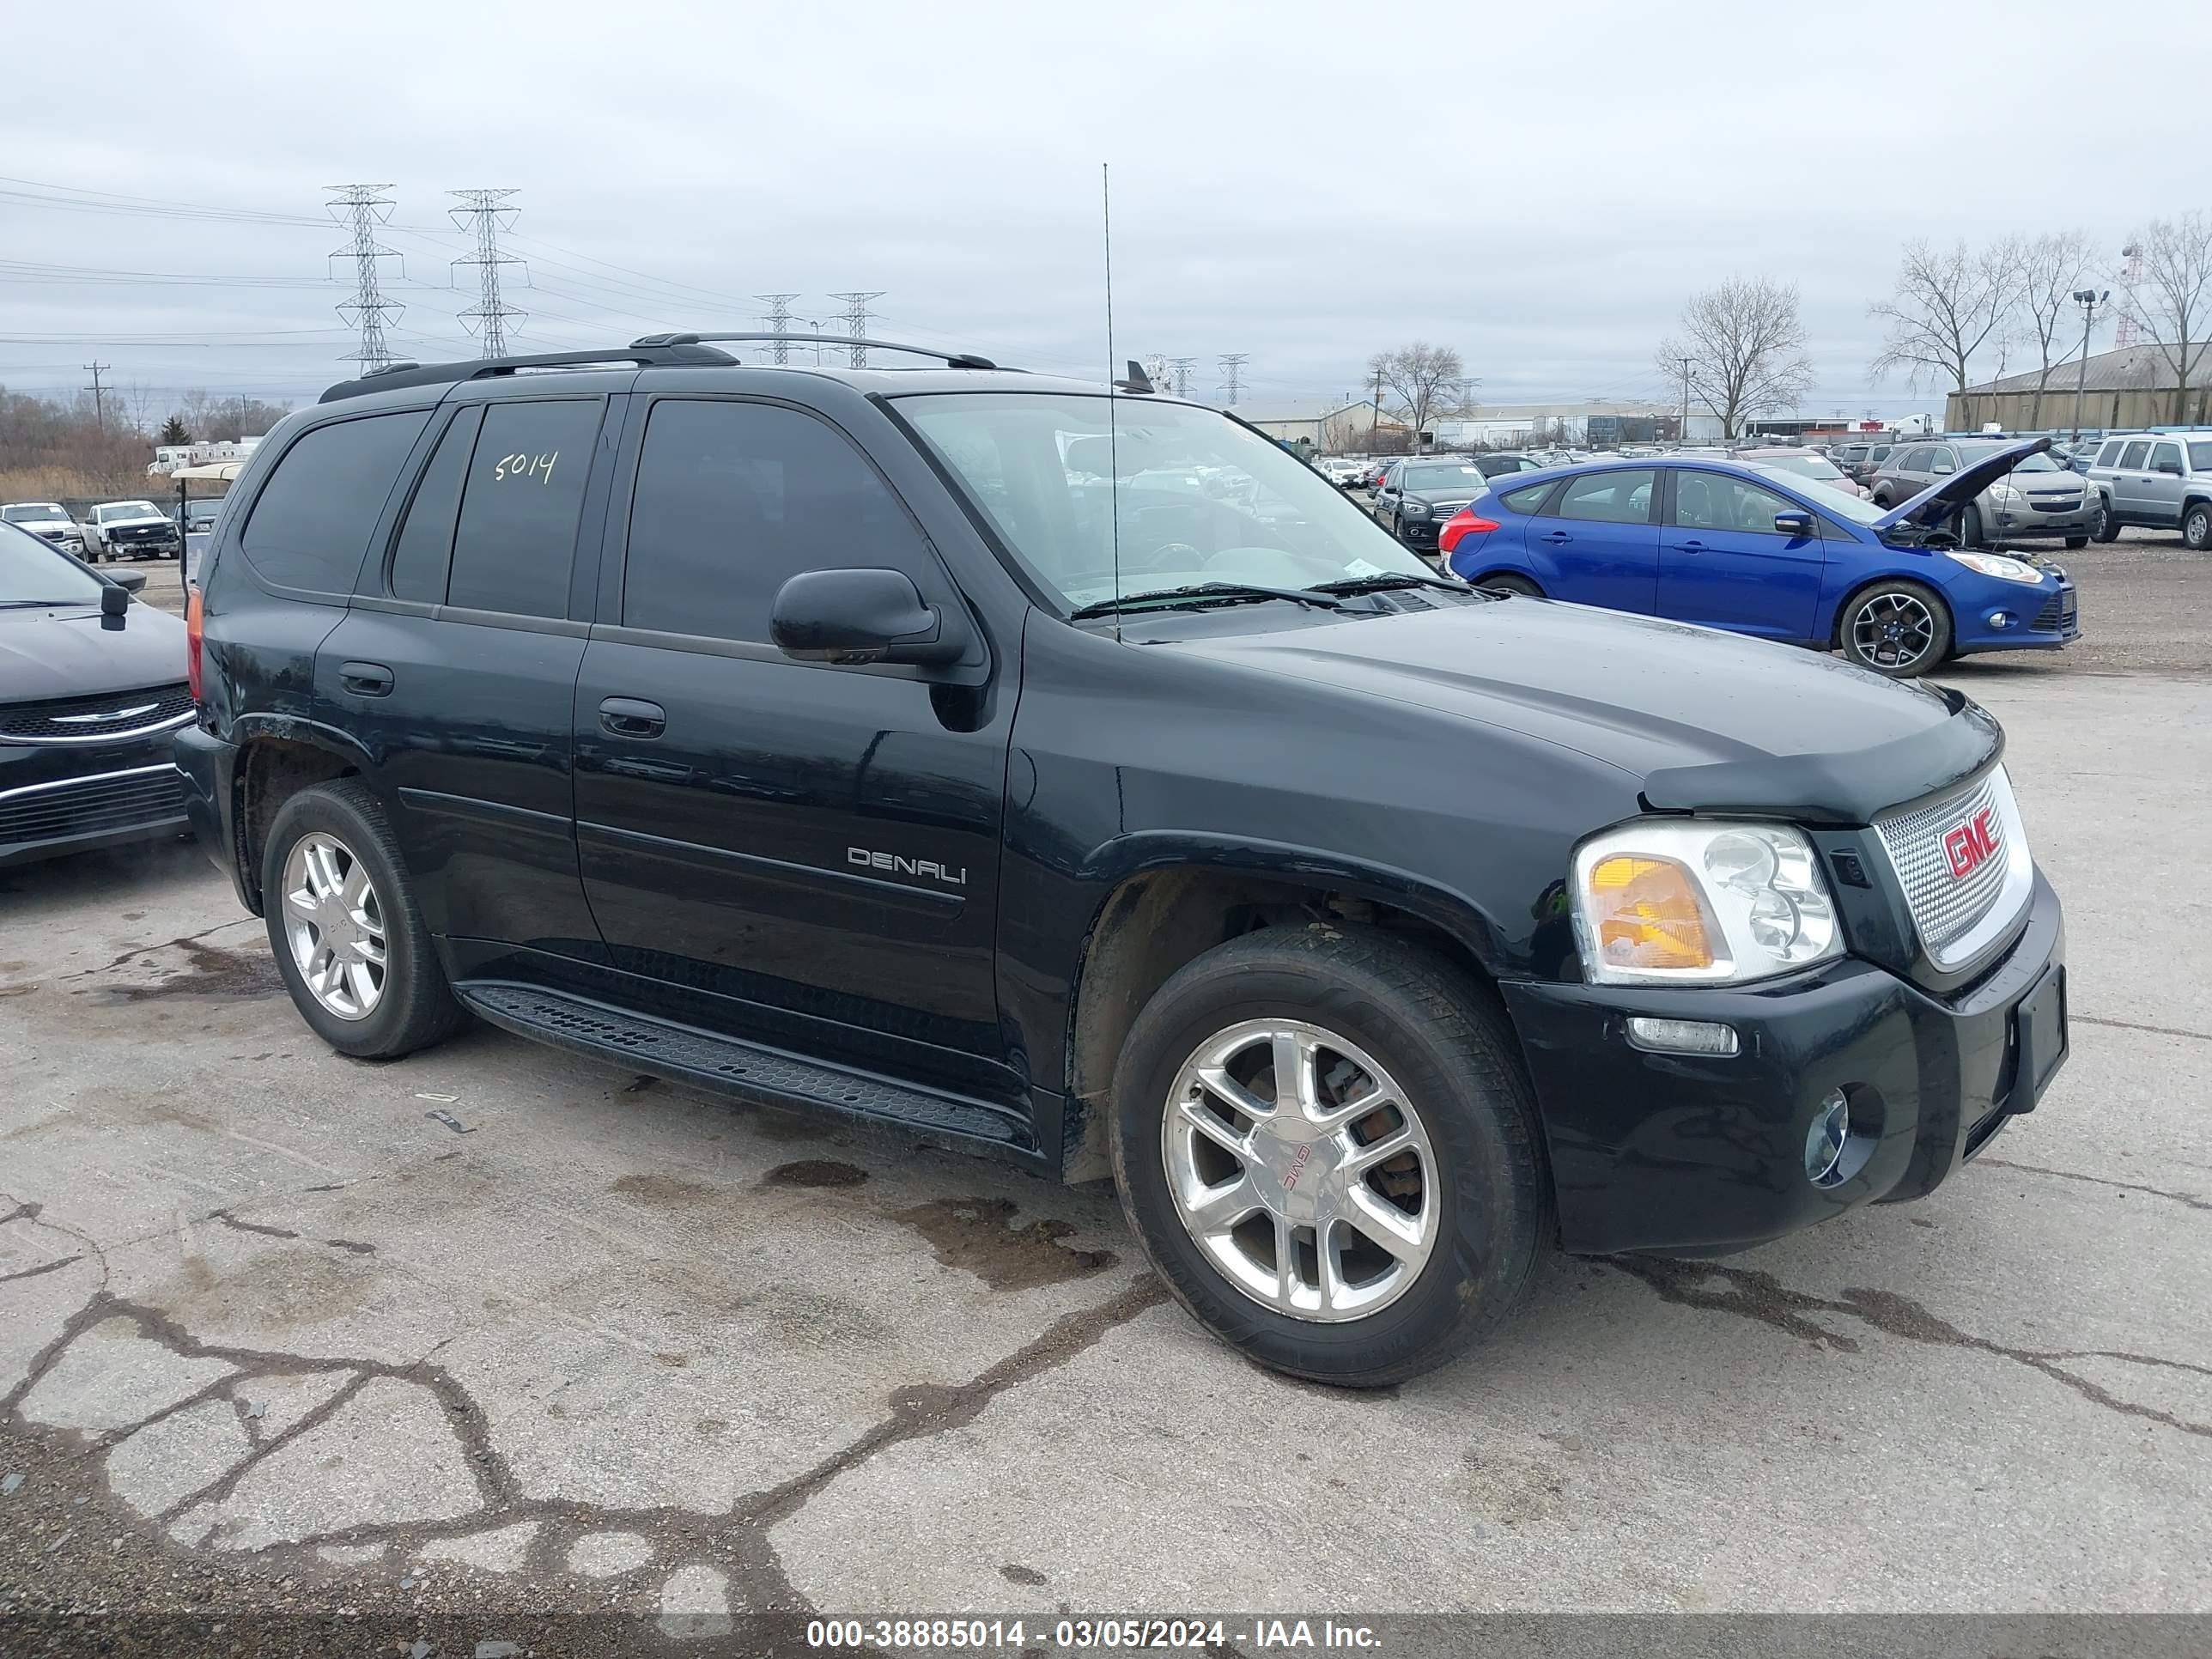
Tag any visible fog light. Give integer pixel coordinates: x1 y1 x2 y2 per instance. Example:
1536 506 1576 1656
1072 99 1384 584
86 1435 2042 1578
1804 1091 1850 1186
1626 1016 1739 1056
1990 611 2013 629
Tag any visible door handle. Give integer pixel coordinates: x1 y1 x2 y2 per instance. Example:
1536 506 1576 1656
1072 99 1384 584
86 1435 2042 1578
1540 531 1571 544
338 661 393 697
1671 539 1709 552
599 696 666 738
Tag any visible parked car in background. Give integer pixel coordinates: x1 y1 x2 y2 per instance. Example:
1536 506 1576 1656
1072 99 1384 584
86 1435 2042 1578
1834 440 1900 485
1316 457 1369 489
1869 440 2095 549
82 500 181 562
2084 432 2212 549
1 502 85 555
1369 459 1493 554
183 498 226 584
1439 441 2079 678
1474 453 1542 478
1735 447 1871 500
0 519 189 866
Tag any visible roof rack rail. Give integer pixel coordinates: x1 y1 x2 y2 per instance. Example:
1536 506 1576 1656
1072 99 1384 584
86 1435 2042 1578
319 342 738 404
630 331 1003 370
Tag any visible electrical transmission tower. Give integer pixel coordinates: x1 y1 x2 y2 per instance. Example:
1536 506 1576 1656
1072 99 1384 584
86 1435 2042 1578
448 189 527 358
1216 354 1249 406
828 291 886 367
1168 356 1198 398
326 185 404 373
1140 353 1170 390
756 294 800 363
2116 241 2145 348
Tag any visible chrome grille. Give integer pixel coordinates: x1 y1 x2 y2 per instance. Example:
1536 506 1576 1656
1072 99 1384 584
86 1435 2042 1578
0 684 193 744
0 765 184 848
1874 773 2014 960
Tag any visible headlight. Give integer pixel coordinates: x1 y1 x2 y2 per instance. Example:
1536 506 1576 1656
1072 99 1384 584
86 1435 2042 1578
1945 550 2045 584
1987 481 2021 501
1571 820 1843 986
1400 500 1431 519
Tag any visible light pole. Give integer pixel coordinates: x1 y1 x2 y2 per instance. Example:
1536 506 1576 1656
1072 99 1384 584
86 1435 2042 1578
2069 288 2107 443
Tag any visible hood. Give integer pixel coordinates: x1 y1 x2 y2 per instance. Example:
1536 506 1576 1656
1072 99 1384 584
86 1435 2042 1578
1871 436 2053 532
0 604 189 705
1170 599 2001 825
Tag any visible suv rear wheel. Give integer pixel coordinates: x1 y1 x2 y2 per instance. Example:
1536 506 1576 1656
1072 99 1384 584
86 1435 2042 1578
1474 572 1543 598
1109 924 1547 1387
263 781 467 1060
2185 501 2211 551
1838 579 1952 678
2091 500 2120 543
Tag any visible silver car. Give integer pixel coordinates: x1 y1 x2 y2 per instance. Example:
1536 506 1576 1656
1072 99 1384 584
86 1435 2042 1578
1867 439 2097 549
2083 433 2212 550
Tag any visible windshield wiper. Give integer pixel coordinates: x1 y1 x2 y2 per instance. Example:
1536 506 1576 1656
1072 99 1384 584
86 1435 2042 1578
1313 573 1468 598
0 599 79 610
1068 581 1346 620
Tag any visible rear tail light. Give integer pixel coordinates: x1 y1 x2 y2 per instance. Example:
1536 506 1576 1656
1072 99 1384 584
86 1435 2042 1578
1438 507 1501 555
185 584 205 704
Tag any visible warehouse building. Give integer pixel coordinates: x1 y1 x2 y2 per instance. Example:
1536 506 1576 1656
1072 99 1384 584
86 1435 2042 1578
1947 345 2210 434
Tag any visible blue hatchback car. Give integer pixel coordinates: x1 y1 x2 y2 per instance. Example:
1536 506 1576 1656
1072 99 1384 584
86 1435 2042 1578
1437 438 2081 678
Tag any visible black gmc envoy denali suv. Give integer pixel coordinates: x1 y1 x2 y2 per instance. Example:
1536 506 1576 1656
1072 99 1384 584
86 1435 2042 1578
174 337 2069 1385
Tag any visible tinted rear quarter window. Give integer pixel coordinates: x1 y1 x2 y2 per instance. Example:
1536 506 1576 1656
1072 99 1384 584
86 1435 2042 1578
446 399 605 617
1498 481 1553 514
240 410 431 592
621 398 937 644
387 407 480 603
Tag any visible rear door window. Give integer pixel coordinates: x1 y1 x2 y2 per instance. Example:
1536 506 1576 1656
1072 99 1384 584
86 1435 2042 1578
620 398 939 645
1555 470 1655 524
445 399 605 618
2119 440 2152 468
386 407 480 603
240 410 431 592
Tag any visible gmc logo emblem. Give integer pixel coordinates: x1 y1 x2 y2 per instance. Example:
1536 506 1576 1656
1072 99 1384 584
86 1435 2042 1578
1942 809 1999 880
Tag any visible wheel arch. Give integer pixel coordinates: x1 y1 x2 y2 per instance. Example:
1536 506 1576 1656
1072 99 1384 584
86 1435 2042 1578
230 717 372 914
1057 839 1513 1182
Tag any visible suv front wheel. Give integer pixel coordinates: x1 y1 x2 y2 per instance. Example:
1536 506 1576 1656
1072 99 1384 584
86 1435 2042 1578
2185 501 2211 551
1109 924 1547 1387
263 781 468 1060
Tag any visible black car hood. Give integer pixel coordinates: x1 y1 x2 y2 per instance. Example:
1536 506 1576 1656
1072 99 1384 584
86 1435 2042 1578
0 604 189 705
1169 599 2000 825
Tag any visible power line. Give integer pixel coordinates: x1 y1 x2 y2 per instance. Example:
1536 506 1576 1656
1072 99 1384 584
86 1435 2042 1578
1216 353 1249 406
326 184 404 373
756 294 800 364
82 362 110 429
448 189 527 358
828 291 885 368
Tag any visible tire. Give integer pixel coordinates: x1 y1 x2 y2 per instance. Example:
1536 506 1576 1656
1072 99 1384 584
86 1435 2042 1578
1109 923 1548 1388
1474 572 1543 598
2185 502 2212 551
1960 504 1988 550
2091 500 2119 544
1837 579 1953 678
262 780 468 1060
2063 536 2088 550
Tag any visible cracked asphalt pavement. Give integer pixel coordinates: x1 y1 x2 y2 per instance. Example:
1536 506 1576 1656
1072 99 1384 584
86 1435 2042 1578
2 657 2208 1640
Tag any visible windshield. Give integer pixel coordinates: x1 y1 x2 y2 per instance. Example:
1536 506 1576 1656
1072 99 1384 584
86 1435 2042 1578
2 504 64 523
100 501 161 520
1399 464 1486 495
1956 445 2060 472
0 520 104 605
1751 453 1847 482
896 393 1434 610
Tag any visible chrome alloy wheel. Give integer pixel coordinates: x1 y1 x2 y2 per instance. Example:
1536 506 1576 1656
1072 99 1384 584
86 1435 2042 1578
281 831 387 1020
1160 1019 1438 1322
1852 591 1937 670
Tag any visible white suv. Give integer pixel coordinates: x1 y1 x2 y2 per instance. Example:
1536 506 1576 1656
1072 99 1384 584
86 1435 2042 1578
2083 433 2212 549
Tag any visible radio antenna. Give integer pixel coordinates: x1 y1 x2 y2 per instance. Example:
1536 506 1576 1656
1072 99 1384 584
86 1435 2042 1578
1103 161 1121 635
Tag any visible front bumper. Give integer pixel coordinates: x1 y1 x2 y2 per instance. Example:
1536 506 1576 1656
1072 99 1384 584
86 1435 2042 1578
1990 499 2095 538
1500 868 2065 1255
0 744 188 867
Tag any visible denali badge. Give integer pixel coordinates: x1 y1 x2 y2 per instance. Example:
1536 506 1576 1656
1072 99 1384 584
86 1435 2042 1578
1942 808 1999 880
848 847 968 887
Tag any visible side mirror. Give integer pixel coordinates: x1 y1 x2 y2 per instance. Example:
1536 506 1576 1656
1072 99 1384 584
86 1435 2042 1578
2158 460 2184 476
770 568 963 667
1772 511 1814 537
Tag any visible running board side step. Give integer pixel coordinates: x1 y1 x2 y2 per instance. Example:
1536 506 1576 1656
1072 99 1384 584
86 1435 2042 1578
454 981 1036 1160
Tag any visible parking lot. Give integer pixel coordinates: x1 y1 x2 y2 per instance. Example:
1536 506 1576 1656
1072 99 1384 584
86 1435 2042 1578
3 537 2209 1639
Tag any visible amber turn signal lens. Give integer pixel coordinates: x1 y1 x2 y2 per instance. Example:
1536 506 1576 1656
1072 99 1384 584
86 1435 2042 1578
1588 854 1717 971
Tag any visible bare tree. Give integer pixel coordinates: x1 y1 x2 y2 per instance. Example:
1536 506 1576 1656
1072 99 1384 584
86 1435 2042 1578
2118 212 2212 424
1653 276 1814 439
1869 239 2021 395
2009 231 2095 428
1369 343 1467 452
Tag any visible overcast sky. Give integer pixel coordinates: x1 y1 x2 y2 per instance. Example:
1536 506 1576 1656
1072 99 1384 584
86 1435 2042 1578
5 0 2209 424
